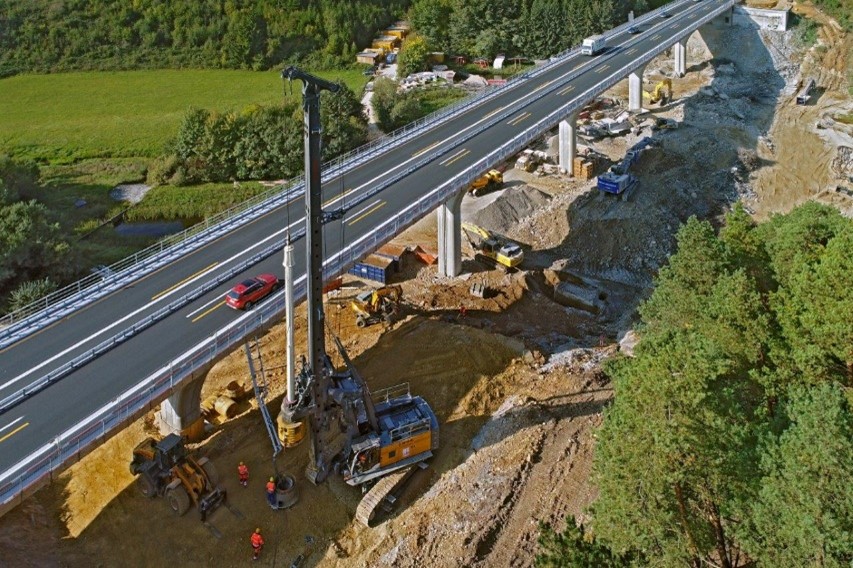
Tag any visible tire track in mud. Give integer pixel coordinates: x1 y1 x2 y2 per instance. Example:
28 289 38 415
467 428 548 566
473 395 604 567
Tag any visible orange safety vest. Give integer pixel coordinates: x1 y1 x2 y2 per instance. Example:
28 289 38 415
266 481 276 494
238 464 249 477
251 533 264 548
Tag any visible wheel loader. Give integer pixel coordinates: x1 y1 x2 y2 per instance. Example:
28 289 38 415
350 285 402 328
130 433 226 521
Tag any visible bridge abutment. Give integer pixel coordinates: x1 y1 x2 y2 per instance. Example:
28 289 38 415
558 113 579 175
628 65 646 112
157 374 206 441
437 190 464 277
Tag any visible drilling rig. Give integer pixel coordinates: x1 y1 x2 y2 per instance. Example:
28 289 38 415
275 67 438 526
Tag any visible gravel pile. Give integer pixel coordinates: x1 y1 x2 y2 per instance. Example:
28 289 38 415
470 185 551 234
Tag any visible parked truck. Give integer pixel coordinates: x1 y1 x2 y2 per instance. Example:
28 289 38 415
581 35 606 56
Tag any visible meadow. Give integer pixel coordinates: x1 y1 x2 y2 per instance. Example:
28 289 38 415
0 68 367 163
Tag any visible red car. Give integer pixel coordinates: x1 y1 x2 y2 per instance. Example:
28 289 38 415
225 274 281 310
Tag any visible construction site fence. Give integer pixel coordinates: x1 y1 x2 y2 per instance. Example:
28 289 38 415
0 0 734 516
0 0 698 348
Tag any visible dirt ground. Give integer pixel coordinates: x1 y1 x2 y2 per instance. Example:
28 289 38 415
1 7 851 567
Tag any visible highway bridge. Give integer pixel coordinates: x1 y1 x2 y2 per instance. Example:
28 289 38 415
0 0 738 515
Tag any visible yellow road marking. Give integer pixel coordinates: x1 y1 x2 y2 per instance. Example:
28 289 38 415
507 112 531 126
0 422 29 444
348 201 386 226
530 79 554 94
152 263 218 300
482 106 505 120
322 187 357 207
412 141 442 158
626 47 637 55
688 13 697 19
439 148 469 166
651 34 661 41
558 85 575 96
191 301 224 323
443 149 471 165
596 64 610 73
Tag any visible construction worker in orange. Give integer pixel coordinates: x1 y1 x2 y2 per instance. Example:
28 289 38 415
251 527 264 561
238 461 249 487
266 476 277 509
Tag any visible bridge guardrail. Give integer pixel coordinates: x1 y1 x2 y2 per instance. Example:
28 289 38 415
0 0 735 515
0 54 543 342
0 0 697 345
0 226 310 415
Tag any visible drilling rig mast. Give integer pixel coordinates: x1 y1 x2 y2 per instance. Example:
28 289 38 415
276 67 438 523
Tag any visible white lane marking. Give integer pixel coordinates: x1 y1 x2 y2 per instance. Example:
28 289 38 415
348 199 383 219
2 9 696 393
2 217 303 392
0 416 24 435
339 58 603 195
186 294 229 319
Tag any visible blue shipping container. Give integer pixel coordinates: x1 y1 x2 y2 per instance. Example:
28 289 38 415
348 254 394 284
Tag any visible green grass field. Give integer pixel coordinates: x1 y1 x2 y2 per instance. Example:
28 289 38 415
0 68 367 163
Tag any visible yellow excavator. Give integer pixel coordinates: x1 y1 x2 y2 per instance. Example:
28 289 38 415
461 222 523 270
468 169 503 197
350 285 402 327
643 78 672 105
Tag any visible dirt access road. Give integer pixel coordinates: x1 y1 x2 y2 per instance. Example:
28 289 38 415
0 6 850 566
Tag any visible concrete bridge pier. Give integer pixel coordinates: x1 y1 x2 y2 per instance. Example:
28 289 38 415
558 113 579 175
437 190 465 277
628 64 646 112
673 40 687 78
156 374 206 440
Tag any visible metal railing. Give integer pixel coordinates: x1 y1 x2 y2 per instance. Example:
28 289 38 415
0 0 737 515
0 0 703 346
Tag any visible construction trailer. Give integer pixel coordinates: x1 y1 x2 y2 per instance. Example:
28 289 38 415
596 137 657 200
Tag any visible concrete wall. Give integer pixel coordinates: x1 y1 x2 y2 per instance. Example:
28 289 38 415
733 5 789 31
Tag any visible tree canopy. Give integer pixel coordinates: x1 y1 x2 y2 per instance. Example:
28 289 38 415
540 203 853 567
408 0 647 60
154 84 368 185
0 0 410 76
0 163 72 303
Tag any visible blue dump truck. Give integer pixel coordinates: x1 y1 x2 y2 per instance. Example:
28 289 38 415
596 137 658 200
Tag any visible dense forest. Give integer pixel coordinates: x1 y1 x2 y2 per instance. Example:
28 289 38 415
537 204 853 567
409 0 644 60
0 0 648 77
0 0 411 76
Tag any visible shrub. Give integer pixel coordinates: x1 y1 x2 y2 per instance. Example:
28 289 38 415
9 278 58 311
